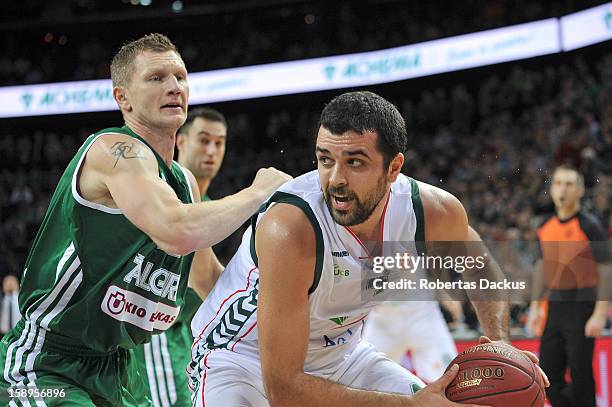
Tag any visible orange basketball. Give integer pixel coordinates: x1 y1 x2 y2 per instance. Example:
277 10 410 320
445 343 545 407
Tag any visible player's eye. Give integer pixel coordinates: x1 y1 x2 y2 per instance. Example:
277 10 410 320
318 156 332 166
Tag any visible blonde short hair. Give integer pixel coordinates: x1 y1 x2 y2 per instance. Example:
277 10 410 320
110 33 181 87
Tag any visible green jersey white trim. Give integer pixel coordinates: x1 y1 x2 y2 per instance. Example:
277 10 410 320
175 162 195 204
70 132 124 215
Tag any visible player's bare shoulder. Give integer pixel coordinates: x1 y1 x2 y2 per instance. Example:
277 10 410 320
90 133 156 171
78 132 158 207
256 203 315 248
415 180 468 241
255 203 317 284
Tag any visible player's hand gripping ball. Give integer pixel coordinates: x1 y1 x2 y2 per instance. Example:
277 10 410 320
445 342 545 407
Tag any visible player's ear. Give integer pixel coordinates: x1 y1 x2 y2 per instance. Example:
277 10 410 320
176 132 187 151
387 153 404 182
113 86 132 112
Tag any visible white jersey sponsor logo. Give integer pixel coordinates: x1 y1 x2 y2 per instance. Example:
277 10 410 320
101 285 180 331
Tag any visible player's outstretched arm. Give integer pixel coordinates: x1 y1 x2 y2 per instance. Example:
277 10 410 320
177 174 225 298
256 204 479 407
79 133 291 255
419 181 550 388
419 181 510 341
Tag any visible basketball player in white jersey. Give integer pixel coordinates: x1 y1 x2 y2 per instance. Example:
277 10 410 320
189 91 547 406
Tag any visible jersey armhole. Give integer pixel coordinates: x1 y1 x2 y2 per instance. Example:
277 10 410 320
408 178 426 254
249 191 324 294
174 162 196 203
72 133 124 214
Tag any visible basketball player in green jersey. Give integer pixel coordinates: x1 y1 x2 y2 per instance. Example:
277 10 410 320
0 33 290 406
130 107 228 407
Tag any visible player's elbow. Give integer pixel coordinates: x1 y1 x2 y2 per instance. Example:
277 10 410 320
154 238 194 257
153 209 201 255
153 227 197 256
266 386 293 407
263 372 300 407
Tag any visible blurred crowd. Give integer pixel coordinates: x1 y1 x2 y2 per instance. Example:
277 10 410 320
0 0 604 85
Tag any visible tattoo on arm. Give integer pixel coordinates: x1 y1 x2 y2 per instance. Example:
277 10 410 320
110 141 147 168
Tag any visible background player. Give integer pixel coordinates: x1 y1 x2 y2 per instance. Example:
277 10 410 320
130 107 228 407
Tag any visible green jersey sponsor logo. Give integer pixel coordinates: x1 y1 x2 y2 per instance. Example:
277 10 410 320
123 253 181 301
101 285 180 331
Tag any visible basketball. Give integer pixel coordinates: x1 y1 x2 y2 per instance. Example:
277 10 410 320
445 343 545 407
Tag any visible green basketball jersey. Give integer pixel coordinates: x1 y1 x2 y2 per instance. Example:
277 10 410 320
18 126 195 353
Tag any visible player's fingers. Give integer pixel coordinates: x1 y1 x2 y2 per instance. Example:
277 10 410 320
432 364 459 390
519 349 549 386
478 335 492 344
536 364 550 387
521 350 539 364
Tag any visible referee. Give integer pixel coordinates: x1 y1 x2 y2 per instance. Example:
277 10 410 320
527 165 610 407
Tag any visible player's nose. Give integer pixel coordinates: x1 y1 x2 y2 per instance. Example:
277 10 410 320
166 76 182 94
328 164 347 187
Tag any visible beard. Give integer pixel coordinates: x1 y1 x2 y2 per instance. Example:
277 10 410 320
324 177 388 226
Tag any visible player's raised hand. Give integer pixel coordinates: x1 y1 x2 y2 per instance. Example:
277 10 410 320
409 364 490 407
479 336 550 387
250 167 292 198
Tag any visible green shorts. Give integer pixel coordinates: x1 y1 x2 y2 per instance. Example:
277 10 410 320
0 319 151 406
128 322 192 407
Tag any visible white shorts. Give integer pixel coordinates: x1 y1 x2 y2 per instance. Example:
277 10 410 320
362 301 457 383
192 340 425 407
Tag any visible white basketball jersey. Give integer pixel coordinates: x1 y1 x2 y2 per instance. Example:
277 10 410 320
189 170 424 383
